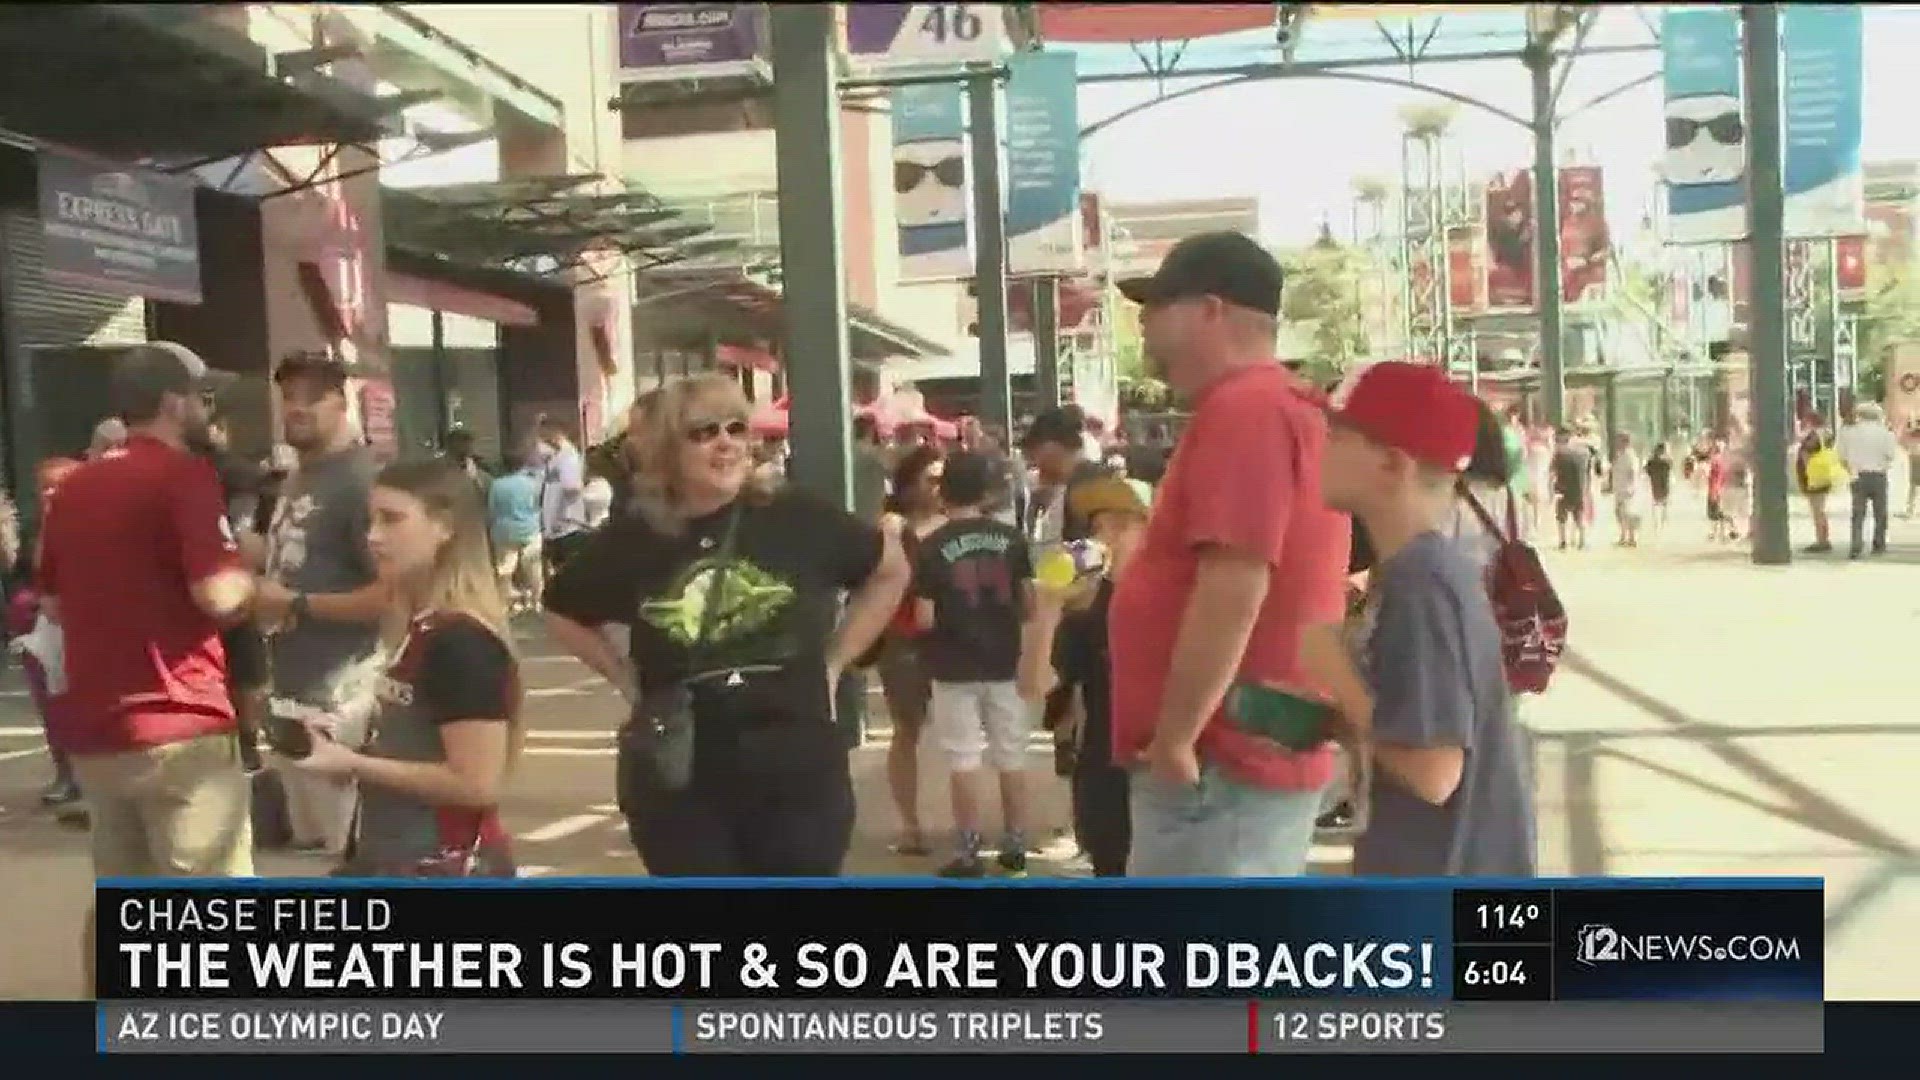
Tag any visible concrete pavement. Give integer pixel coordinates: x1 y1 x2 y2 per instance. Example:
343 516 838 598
0 483 1911 1000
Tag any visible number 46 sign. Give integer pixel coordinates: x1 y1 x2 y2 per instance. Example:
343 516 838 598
844 3 1009 70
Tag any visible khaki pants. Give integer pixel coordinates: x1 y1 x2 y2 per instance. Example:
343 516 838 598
495 535 543 607
69 732 254 878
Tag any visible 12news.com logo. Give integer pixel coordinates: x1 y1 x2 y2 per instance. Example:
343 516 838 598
1574 925 1804 966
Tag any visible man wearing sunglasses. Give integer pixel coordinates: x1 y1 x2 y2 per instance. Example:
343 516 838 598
1109 232 1351 878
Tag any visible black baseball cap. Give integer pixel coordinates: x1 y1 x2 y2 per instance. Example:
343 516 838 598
273 349 349 391
1116 231 1284 317
109 341 238 419
1019 405 1085 452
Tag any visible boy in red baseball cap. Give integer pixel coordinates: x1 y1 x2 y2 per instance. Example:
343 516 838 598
1318 362 1536 877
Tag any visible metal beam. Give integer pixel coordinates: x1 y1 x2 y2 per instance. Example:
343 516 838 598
1033 277 1062 407
1560 70 1659 123
1549 7 1601 113
970 71 1014 442
1528 44 1566 424
1741 4 1792 565
1074 42 1656 86
1082 67 1530 142
768 3 852 510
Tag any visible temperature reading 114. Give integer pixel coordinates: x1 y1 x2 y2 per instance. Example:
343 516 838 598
1476 901 1543 933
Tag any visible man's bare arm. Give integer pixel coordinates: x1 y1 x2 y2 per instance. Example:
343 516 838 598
1150 546 1271 749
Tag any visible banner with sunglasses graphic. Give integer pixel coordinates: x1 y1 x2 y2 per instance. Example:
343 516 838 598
1004 51 1083 277
1662 6 1865 244
893 82 975 282
1780 4 1864 238
1661 6 1747 244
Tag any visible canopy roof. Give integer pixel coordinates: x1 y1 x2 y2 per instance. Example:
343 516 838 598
383 175 743 278
0 5 392 158
639 264 952 361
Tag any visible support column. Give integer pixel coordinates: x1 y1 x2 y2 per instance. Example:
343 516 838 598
1527 45 1566 425
1742 4 1792 565
969 70 1013 441
1033 277 1061 407
770 4 852 509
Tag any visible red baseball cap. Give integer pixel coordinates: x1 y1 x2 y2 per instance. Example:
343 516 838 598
1328 361 1479 473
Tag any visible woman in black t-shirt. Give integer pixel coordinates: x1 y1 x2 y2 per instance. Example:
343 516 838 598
284 460 522 877
543 374 911 877
878 445 946 856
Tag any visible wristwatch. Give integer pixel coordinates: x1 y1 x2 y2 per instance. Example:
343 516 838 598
290 592 312 623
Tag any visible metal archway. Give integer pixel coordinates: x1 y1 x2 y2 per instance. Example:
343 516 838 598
1078 67 1530 142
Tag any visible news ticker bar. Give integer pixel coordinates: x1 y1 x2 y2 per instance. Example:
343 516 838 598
97 881 1825 1002
97 1000 1823 1054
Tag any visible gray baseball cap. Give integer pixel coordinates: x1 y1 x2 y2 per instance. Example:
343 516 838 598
109 341 238 419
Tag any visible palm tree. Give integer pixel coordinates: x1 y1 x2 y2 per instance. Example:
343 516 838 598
1399 101 1459 142
1352 175 1391 207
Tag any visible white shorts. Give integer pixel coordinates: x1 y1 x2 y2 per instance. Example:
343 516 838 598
930 681 1030 772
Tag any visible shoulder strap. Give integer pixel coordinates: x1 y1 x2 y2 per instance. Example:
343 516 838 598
1462 489 1513 544
689 502 744 656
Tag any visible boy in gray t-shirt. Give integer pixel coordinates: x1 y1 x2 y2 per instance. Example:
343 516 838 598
1319 363 1536 877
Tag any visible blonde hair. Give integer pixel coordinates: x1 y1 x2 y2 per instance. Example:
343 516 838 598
629 373 775 534
372 460 524 750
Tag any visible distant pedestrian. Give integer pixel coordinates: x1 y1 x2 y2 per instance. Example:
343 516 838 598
876 446 946 857
1645 442 1674 535
488 450 545 614
536 416 591 573
1706 439 1733 542
1549 428 1592 551
1609 432 1644 548
1837 401 1898 559
1795 423 1841 554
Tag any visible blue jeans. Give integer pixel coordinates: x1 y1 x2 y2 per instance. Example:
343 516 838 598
1127 764 1326 877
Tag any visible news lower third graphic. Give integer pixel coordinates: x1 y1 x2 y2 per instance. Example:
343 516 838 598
94 880 1826 1054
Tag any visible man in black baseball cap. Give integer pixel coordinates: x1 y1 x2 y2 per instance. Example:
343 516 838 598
1116 231 1284 393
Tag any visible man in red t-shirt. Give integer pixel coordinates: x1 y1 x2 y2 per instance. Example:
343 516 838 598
39 342 256 885
1111 233 1352 877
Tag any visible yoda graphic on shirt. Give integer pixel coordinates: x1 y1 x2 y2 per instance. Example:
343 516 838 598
641 557 796 648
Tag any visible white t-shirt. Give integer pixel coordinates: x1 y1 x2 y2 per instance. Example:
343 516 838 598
581 476 614 529
540 444 588 539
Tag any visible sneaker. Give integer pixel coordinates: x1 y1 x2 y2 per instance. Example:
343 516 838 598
996 848 1028 877
40 780 81 808
1804 542 1833 554
938 854 987 879
1316 802 1356 830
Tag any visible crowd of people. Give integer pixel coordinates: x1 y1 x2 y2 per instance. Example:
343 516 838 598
5 230 1567 993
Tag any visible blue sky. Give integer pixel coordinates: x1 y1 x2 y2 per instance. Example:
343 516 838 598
1077 6 1920 247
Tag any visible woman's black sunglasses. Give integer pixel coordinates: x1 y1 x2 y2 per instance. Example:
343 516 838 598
685 419 751 445
895 156 965 194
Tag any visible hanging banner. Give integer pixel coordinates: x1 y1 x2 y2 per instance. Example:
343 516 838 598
1004 51 1082 277
892 83 973 282
1558 165 1612 304
616 4 767 83
1781 4 1865 238
1661 7 1747 244
1484 169 1535 311
1445 226 1485 315
37 150 201 304
845 3 1009 72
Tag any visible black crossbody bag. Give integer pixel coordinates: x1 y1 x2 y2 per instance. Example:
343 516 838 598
618 504 742 794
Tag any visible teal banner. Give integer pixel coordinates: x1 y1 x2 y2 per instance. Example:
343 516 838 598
1004 51 1082 276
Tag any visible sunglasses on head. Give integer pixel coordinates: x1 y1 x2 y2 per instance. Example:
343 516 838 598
685 418 750 444
894 157 965 194
1667 112 1744 149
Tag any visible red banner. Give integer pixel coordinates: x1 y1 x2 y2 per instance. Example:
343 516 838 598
1835 235 1867 304
1558 165 1611 304
357 380 398 463
1484 170 1535 311
1447 226 1486 315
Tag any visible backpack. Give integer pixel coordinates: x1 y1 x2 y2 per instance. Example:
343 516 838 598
1463 491 1568 694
